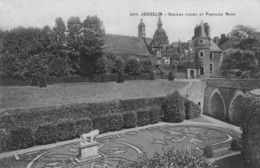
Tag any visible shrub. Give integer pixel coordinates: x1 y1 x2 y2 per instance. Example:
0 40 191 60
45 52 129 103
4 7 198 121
30 75 38 86
136 109 150 126
74 118 93 137
184 99 201 119
149 72 155 80
123 111 137 128
108 114 124 131
34 122 58 145
39 75 47 87
0 129 9 152
118 98 148 111
0 113 14 129
93 116 109 133
231 138 242 151
161 91 185 123
203 146 214 158
56 119 76 141
117 72 124 83
148 107 161 124
168 71 174 81
118 147 215 168
8 127 34 150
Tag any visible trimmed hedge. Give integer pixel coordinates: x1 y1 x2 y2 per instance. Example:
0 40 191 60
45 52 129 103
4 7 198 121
184 98 201 119
136 109 150 126
34 122 58 145
93 116 109 133
56 119 76 141
123 111 137 128
8 127 34 150
108 114 124 131
203 146 214 158
74 118 93 137
161 91 185 123
0 92 201 153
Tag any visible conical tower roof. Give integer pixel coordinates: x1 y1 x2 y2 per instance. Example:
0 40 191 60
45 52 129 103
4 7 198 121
138 18 145 27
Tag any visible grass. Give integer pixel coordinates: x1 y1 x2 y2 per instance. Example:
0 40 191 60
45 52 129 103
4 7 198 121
0 80 188 110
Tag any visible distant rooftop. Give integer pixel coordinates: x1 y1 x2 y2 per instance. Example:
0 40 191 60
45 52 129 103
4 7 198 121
103 34 151 56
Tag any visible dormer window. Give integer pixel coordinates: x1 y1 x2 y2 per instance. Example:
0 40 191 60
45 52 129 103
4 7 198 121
199 39 204 44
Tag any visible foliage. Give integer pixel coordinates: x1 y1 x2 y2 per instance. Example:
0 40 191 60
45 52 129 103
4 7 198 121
241 94 260 168
125 57 140 76
108 114 124 131
39 75 47 87
117 71 124 83
34 122 58 145
139 58 155 73
203 146 214 158
56 119 76 141
231 138 242 151
74 118 93 137
184 99 201 119
168 71 174 81
53 17 66 44
148 107 162 124
220 50 257 78
95 55 111 74
136 109 150 126
123 111 137 128
93 116 109 133
118 147 215 168
150 71 155 80
112 56 125 73
31 75 38 86
79 15 105 78
161 91 185 123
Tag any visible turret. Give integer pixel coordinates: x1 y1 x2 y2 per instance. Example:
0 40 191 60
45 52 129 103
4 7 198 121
138 18 146 39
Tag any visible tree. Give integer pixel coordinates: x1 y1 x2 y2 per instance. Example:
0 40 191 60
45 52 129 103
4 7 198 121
79 16 105 78
220 50 257 78
67 16 82 51
41 25 54 51
140 58 155 73
125 57 140 75
95 55 110 74
53 17 66 44
112 56 124 73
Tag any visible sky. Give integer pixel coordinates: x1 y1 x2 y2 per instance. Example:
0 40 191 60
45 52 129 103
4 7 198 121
0 0 260 43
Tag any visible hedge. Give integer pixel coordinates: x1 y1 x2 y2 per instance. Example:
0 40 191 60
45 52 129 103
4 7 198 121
161 91 185 123
184 98 201 119
0 73 160 86
0 93 201 153
241 92 260 168
136 109 150 126
108 114 124 131
123 111 137 128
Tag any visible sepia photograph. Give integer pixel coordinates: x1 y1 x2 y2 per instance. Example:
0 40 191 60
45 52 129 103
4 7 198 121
0 0 260 167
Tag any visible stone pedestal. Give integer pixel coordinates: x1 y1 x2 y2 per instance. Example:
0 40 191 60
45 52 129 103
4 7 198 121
75 142 101 163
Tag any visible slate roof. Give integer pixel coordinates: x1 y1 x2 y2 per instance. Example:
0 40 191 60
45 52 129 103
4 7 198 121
103 34 151 56
210 40 222 52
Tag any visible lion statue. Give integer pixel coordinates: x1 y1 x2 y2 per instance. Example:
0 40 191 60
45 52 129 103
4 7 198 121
80 130 100 144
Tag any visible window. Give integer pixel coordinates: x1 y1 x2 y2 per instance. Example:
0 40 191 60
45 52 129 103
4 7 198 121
199 39 204 44
210 64 213 74
199 51 204 58
210 53 214 60
200 66 204 75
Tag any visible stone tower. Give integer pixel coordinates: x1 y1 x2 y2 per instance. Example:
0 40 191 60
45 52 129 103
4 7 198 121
193 20 211 78
138 18 146 39
152 16 169 46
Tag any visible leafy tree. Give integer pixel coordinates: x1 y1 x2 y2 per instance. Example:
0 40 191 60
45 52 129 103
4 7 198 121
0 53 19 77
53 17 66 44
41 25 54 51
125 57 140 75
79 16 105 78
112 56 124 73
220 50 257 78
140 58 155 73
95 55 110 74
67 16 82 51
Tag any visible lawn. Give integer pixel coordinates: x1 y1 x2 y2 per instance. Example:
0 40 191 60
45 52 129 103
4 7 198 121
0 80 188 110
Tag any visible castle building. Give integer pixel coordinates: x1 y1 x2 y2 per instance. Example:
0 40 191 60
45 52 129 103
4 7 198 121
180 21 223 79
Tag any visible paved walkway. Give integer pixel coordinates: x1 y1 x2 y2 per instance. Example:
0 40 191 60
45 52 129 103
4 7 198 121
0 116 242 168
